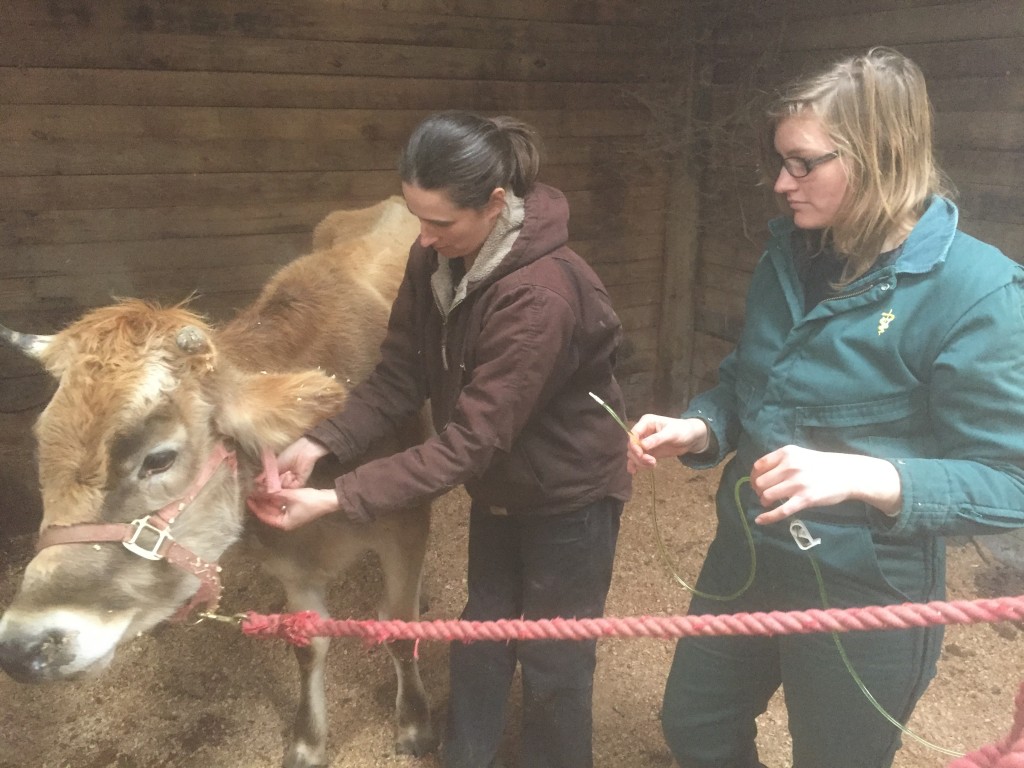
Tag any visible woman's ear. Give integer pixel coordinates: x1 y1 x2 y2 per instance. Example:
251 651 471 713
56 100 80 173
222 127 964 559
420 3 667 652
485 187 507 218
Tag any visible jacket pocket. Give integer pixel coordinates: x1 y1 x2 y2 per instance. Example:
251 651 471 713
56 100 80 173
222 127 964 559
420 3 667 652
793 389 929 456
796 519 940 604
473 440 546 509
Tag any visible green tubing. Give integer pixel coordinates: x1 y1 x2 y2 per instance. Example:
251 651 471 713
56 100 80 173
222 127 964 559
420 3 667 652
808 554 962 757
651 474 756 602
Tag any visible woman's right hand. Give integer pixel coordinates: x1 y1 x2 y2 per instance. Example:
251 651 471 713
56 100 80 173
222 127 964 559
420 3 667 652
626 415 711 475
276 436 330 488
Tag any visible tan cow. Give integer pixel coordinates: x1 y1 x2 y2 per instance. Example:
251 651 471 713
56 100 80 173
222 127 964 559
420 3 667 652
0 198 437 768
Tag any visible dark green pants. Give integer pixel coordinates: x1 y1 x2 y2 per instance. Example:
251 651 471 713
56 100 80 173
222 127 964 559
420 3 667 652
662 480 944 767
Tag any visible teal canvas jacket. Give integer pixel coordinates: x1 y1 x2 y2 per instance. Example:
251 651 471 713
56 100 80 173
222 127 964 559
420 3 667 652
685 197 1024 551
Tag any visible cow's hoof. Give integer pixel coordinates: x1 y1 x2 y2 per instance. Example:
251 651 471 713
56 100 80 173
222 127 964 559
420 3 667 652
395 725 440 758
282 742 327 768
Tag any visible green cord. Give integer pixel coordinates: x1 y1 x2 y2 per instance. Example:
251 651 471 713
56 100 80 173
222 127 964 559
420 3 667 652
807 553 963 757
650 473 757 602
594 388 757 602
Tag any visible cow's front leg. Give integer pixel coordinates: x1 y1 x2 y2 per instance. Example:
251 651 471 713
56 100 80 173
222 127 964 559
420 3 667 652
377 507 438 756
281 583 331 768
383 637 436 756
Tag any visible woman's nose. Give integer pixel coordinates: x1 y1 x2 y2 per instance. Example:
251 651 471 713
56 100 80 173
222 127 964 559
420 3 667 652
418 225 438 248
774 167 798 194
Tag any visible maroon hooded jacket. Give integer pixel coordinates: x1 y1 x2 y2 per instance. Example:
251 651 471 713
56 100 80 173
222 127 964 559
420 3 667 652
308 183 632 522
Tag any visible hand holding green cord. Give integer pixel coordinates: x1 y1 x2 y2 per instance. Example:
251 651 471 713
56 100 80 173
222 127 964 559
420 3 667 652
588 391 639 446
589 390 755 602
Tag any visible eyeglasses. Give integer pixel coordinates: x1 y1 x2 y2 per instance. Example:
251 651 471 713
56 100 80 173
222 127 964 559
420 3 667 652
775 150 840 179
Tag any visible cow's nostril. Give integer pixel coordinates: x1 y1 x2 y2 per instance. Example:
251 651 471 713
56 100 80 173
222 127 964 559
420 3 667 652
0 630 74 683
0 638 43 682
39 629 74 666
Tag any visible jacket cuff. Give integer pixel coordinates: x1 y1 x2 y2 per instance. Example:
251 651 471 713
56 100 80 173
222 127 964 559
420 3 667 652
679 412 726 469
334 473 373 524
306 420 359 467
877 457 952 536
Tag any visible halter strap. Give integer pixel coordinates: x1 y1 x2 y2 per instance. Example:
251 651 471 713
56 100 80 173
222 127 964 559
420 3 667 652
35 443 238 621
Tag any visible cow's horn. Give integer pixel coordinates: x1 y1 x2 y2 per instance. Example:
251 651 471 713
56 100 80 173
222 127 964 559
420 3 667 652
0 324 53 359
175 325 209 354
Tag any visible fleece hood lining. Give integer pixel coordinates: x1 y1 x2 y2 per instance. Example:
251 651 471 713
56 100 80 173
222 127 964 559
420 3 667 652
431 192 526 316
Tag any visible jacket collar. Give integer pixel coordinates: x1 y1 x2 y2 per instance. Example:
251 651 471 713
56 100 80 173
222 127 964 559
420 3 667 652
897 195 958 275
768 195 959 277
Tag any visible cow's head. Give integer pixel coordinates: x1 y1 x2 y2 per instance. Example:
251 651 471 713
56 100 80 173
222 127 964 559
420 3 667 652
0 300 344 682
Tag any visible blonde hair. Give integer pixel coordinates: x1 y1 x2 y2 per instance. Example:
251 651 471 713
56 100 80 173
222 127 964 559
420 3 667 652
761 47 954 283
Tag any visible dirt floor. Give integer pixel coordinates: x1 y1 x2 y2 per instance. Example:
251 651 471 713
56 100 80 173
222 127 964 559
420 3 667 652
2 460 1024 768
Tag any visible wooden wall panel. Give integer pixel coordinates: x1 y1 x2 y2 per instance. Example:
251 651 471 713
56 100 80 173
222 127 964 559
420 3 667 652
0 0 692 533
21 0 676 34
681 0 1024 406
4 29 673 83
0 0 689 401
1 68 671 111
713 1 1021 51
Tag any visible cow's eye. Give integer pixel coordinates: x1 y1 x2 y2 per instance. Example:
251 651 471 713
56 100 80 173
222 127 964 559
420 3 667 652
140 450 177 478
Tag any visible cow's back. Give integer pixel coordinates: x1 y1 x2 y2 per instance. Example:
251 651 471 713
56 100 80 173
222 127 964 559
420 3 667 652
219 197 418 384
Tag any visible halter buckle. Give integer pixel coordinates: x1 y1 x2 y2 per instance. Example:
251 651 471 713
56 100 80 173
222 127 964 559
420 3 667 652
123 517 173 561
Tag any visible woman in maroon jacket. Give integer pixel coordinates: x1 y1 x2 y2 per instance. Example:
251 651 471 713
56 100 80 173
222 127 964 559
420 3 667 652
253 111 632 768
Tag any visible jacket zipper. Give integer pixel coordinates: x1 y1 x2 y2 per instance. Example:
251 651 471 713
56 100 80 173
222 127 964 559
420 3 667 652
433 291 450 372
440 316 449 371
819 278 890 304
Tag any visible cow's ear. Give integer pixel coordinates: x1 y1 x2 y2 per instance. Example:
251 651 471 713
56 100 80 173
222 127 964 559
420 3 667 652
214 369 346 452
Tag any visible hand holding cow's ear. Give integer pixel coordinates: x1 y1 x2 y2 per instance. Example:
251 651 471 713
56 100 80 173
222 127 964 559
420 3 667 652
247 487 341 531
276 437 330 488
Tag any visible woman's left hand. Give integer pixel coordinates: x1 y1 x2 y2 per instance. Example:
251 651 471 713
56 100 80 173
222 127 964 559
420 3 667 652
750 445 902 525
247 487 341 530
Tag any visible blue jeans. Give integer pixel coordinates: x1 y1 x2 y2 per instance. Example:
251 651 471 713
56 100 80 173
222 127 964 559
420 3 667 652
441 497 622 768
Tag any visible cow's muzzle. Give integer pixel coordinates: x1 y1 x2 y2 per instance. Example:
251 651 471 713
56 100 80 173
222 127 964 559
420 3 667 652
0 627 82 682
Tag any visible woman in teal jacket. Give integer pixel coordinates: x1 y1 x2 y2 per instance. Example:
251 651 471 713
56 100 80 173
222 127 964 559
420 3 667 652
628 48 1024 767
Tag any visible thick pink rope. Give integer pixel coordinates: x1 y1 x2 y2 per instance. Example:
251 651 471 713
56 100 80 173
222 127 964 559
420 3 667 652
241 594 1024 646
240 594 1024 767
946 680 1024 768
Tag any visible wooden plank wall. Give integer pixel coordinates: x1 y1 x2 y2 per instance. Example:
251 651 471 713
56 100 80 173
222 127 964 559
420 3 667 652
0 0 694 535
684 0 1024 403
0 0 694 410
